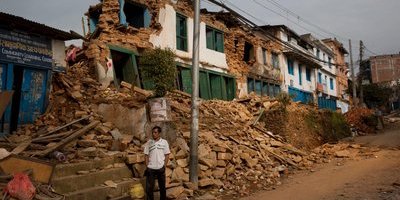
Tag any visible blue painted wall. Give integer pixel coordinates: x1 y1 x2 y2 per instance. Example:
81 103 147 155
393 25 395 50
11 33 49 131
288 86 313 104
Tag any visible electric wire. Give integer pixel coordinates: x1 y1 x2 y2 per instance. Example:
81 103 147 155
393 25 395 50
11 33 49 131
252 0 332 40
261 0 349 41
210 0 346 67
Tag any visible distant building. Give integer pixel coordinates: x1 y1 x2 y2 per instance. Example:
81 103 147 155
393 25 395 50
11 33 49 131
369 54 400 83
262 25 321 105
322 38 349 113
0 12 79 134
301 34 337 111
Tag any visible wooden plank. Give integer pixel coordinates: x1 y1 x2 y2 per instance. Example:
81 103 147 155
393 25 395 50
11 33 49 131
252 108 265 126
34 120 100 157
0 155 54 183
251 125 284 142
170 101 190 113
172 89 191 98
32 130 75 143
0 91 14 117
39 115 90 137
133 86 153 97
10 140 32 155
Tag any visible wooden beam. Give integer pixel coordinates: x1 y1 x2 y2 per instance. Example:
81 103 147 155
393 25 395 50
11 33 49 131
34 121 100 157
39 116 90 138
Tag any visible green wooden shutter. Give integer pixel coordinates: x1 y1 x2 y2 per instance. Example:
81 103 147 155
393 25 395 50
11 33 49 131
225 77 235 100
215 31 224 53
210 74 223 99
262 82 268 96
122 55 137 85
206 28 214 50
181 68 192 94
199 71 211 99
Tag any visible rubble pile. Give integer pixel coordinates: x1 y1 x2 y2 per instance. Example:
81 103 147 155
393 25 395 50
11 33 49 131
345 107 376 134
0 61 374 199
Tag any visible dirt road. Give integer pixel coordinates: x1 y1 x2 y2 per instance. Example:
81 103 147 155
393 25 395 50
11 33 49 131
241 123 400 200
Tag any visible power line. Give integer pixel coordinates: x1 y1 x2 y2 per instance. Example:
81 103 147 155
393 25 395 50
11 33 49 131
261 0 349 41
207 0 346 67
249 0 330 40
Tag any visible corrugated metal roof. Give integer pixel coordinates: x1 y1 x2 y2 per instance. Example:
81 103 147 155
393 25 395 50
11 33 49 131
0 12 81 41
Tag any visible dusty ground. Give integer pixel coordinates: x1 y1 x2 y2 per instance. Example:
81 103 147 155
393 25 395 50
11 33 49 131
241 122 400 200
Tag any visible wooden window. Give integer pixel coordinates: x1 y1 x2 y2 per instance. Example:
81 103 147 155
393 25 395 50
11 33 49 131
288 59 294 75
306 67 311 81
120 0 151 28
271 53 279 68
176 14 187 51
262 48 267 65
178 66 235 100
318 72 322 83
298 65 302 85
206 26 224 53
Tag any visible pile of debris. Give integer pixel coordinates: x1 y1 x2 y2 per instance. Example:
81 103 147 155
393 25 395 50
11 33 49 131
345 107 376 134
0 59 379 199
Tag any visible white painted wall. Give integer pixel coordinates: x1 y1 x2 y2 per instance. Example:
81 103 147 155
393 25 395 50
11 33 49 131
314 47 337 97
52 39 67 68
317 69 337 97
278 31 316 94
314 47 336 76
337 100 349 113
149 4 228 70
281 55 316 94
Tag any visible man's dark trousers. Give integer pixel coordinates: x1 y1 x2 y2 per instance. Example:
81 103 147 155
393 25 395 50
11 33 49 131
146 167 166 200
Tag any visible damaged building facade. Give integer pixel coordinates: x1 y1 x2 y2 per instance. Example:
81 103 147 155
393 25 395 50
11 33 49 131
301 34 338 110
85 0 282 101
322 38 349 113
0 12 79 135
84 0 348 111
262 25 321 104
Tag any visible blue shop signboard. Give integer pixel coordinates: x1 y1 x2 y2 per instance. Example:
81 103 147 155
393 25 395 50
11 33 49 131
0 28 52 68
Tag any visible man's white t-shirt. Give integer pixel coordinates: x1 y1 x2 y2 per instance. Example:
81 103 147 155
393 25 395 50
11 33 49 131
144 138 170 170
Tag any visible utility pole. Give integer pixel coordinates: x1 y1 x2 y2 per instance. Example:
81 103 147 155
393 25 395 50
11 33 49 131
349 39 357 107
359 40 364 106
189 0 200 189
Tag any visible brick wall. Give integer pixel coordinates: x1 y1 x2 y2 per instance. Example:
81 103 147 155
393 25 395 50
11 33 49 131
370 54 400 83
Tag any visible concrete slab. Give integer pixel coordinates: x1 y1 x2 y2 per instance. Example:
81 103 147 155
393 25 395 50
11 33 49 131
53 166 133 194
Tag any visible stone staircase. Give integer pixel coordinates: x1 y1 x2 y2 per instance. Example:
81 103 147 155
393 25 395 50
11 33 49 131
51 156 140 200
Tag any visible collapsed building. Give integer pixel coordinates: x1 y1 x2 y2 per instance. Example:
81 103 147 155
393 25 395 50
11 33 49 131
83 0 349 111
84 0 283 102
0 12 80 135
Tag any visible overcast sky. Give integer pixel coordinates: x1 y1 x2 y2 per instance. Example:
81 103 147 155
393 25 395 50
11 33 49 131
1 0 399 59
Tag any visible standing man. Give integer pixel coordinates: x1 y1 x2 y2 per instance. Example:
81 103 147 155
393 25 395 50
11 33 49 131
144 126 170 200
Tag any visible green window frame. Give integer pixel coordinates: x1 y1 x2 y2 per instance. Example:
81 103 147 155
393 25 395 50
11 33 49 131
298 65 302 85
177 65 235 100
206 26 224 53
247 77 280 97
306 67 311 81
262 48 267 65
176 13 187 51
288 59 294 75
271 53 279 68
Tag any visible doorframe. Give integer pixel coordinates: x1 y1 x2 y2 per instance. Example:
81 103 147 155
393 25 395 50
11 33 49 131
108 45 140 88
0 62 50 134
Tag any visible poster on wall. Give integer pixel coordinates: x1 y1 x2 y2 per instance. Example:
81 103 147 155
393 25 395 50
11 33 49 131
0 29 52 68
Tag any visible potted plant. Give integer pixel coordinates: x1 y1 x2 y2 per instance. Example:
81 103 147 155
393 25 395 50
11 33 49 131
139 47 177 122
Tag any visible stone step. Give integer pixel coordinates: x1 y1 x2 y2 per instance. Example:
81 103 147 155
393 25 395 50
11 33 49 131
52 165 133 194
53 156 123 177
64 179 140 200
